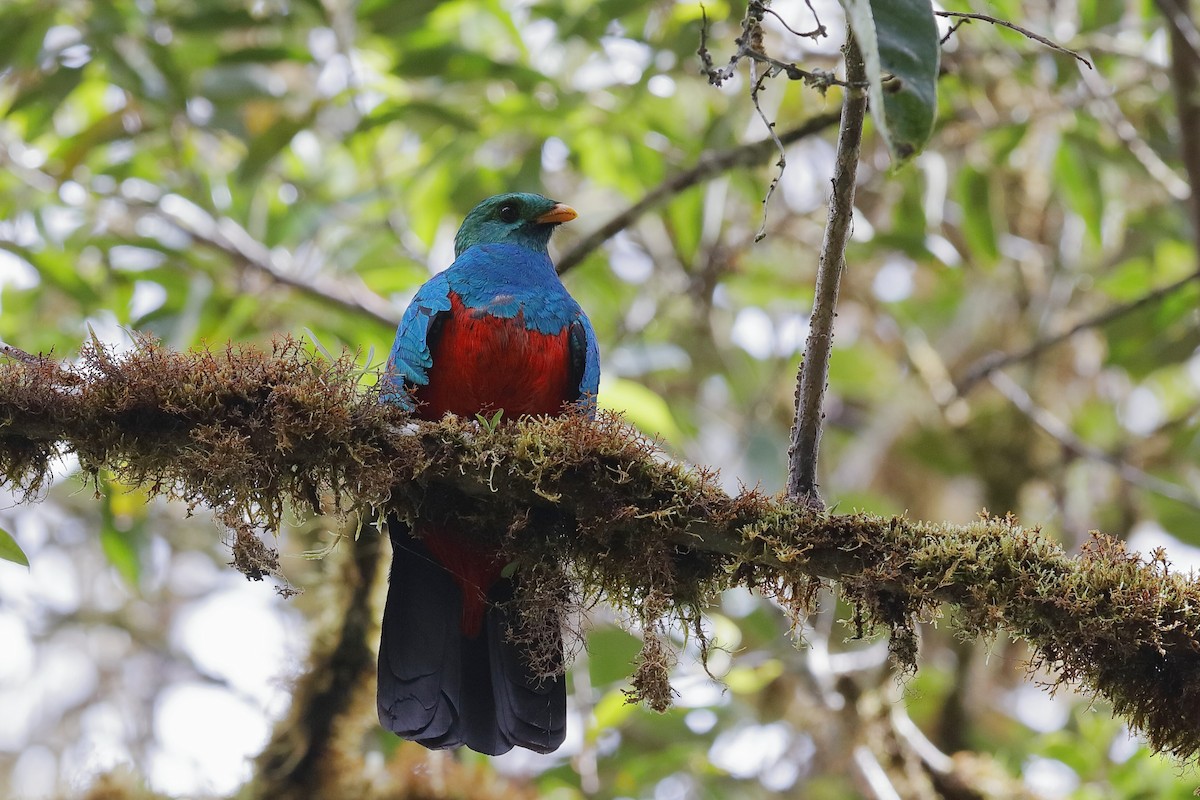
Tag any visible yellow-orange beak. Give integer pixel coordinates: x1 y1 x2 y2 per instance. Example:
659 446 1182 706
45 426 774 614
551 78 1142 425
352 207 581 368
535 203 578 225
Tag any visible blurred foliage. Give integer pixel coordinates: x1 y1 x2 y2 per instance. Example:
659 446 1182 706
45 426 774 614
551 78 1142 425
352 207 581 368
1 0 1199 798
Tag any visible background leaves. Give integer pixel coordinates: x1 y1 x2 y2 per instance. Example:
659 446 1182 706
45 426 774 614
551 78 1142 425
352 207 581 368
0 0 1198 797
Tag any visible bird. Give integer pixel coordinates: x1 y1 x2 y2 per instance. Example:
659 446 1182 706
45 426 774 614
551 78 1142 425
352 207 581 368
377 192 600 756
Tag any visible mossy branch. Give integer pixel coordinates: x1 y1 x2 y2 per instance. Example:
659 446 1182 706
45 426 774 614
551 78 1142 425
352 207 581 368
3 337 1200 760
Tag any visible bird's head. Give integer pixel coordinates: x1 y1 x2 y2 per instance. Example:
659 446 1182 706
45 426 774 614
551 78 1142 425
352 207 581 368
453 193 577 257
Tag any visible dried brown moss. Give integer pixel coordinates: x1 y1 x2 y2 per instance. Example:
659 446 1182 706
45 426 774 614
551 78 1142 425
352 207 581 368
4 337 1200 760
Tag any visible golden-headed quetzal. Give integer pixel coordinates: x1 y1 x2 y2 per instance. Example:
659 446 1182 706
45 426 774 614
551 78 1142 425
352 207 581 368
377 193 599 755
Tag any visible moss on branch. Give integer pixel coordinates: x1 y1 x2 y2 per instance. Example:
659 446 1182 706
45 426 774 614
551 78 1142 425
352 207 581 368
3 337 1200 760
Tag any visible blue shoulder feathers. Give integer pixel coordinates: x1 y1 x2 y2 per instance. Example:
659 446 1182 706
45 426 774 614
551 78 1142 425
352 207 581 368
383 243 599 413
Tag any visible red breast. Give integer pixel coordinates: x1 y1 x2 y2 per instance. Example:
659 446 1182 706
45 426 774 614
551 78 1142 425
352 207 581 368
413 292 575 420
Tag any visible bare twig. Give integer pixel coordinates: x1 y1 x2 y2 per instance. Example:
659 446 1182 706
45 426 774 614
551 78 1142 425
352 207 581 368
745 49 846 90
853 745 904 800
749 63 787 242
556 112 842 274
0 343 45 366
692 2 849 246
786 32 869 510
939 17 971 46
700 1 846 89
764 5 826 40
955 268 1200 393
698 2 749 86
935 11 1094 69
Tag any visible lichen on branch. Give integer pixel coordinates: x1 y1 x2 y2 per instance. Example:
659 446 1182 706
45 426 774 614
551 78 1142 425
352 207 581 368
3 337 1200 759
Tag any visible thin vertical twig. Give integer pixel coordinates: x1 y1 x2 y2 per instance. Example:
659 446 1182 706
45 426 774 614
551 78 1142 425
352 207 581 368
786 32 869 510
749 62 787 242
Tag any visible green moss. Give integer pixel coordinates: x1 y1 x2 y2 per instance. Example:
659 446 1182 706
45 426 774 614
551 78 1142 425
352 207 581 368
3 338 1200 758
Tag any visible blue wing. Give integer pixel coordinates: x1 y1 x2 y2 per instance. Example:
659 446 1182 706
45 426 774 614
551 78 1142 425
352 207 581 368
380 271 453 411
569 313 601 417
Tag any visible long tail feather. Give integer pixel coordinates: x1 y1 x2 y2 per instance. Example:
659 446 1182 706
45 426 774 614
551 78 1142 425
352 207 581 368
377 521 567 755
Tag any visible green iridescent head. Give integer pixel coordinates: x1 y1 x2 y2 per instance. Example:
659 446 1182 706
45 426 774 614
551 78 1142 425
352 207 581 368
453 192 577 257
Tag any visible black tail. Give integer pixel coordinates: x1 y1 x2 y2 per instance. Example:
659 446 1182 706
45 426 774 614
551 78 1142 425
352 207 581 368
377 522 566 756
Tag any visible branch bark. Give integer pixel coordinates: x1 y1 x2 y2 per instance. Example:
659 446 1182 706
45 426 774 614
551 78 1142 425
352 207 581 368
252 527 381 800
786 33 869 509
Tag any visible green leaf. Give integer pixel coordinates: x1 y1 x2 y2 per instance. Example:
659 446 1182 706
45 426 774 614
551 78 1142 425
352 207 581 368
588 626 644 686
99 524 141 588
358 0 443 36
392 45 547 90
1054 136 1104 247
590 687 639 738
956 166 999 263
599 378 684 447
474 409 505 432
7 66 85 139
841 0 940 163
0 11 51 72
355 100 481 136
99 478 145 588
237 111 316 184
724 658 784 694
0 526 29 568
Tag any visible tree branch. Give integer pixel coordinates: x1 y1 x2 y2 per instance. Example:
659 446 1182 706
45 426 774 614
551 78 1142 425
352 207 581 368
4 338 1200 759
125 196 403 329
954 267 1200 394
934 11 1093 68
0 132 404 329
555 112 841 274
989 371 1200 510
1077 61 1192 201
786 33 869 510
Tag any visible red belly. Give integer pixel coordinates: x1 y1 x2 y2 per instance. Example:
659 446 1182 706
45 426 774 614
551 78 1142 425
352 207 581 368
414 292 574 420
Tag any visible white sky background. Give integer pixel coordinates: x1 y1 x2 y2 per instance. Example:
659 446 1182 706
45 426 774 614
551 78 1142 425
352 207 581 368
0 480 305 798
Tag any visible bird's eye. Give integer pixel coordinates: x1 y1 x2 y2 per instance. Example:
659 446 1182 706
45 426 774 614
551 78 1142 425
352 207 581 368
498 203 520 223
